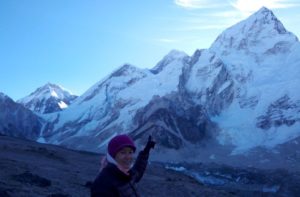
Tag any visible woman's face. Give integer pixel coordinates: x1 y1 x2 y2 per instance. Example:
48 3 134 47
115 147 134 170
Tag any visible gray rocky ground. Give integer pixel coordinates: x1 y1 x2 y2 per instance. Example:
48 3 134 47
1 135 299 197
0 135 234 197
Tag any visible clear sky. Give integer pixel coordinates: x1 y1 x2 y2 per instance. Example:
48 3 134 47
1 0 299 101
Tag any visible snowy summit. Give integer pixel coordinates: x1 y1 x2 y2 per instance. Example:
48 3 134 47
18 83 77 114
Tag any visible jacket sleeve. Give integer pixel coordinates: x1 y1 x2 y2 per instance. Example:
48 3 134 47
130 150 149 183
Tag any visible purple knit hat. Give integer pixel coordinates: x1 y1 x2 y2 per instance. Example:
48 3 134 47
108 134 136 158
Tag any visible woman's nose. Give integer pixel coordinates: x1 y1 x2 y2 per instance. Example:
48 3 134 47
125 153 133 159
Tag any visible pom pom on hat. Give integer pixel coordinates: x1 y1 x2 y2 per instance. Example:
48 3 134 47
108 134 136 158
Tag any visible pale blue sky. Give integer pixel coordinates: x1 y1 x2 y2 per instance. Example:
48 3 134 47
1 0 299 100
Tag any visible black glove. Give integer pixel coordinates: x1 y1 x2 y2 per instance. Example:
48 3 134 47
143 135 156 154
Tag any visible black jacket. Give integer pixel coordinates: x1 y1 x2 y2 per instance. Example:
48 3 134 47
90 151 149 197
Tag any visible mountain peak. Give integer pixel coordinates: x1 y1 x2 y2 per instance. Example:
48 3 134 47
256 6 272 15
0 92 6 98
210 7 297 54
0 92 10 101
42 83 74 96
249 6 286 33
17 83 77 114
45 82 56 87
151 49 188 74
21 83 74 101
166 49 188 58
110 64 140 78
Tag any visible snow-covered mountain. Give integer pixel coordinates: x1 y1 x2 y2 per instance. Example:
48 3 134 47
208 6 300 153
41 51 200 151
0 92 43 139
6 7 299 165
37 7 300 157
18 83 77 114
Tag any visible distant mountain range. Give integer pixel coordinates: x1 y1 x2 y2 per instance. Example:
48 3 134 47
1 7 300 166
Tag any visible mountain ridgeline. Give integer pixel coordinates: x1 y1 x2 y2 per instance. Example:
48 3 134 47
1 7 300 169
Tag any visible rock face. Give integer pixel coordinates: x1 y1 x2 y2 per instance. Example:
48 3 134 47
18 83 77 114
0 93 43 140
256 95 300 129
131 93 217 149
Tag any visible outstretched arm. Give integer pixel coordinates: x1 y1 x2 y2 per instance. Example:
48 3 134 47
131 136 155 183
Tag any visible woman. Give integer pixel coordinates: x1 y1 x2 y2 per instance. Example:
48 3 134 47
91 134 155 197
